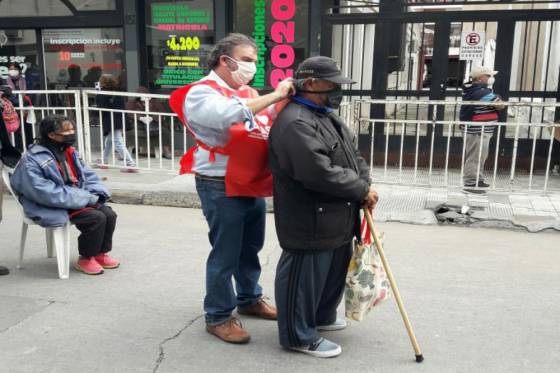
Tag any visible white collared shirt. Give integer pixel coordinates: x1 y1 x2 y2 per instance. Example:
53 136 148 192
183 70 255 176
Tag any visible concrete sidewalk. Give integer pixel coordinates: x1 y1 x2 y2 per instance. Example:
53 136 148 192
94 167 560 233
1 201 559 373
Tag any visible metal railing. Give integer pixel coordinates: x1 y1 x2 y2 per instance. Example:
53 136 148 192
10 90 84 155
349 98 560 194
81 90 193 172
5 90 560 195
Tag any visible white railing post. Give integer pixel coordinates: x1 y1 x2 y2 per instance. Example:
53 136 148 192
74 90 86 159
510 107 521 192
543 123 556 194
528 124 538 192
428 103 436 185
16 93 26 151
492 124 502 190
81 90 93 164
143 97 152 169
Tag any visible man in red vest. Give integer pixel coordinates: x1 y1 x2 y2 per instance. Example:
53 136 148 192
172 34 294 344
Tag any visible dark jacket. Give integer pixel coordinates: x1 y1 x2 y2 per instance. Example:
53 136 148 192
96 94 125 136
460 82 501 134
269 100 371 252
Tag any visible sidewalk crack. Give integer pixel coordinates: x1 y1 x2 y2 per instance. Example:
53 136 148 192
153 314 204 373
0 300 55 334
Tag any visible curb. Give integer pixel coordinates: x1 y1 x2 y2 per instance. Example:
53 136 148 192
108 189 560 233
109 188 275 212
4 185 559 233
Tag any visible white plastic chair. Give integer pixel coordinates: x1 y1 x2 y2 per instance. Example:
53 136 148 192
1 165 71 279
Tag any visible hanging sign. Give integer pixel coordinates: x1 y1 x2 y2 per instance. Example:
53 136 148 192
460 31 485 61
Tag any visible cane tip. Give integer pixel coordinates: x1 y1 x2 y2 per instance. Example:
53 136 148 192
415 354 424 363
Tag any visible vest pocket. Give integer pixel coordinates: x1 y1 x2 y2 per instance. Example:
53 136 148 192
314 202 352 239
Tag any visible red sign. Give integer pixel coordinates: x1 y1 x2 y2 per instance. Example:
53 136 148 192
466 33 481 46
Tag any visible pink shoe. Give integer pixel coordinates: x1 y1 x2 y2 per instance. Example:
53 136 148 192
75 257 104 275
120 168 138 173
94 253 120 269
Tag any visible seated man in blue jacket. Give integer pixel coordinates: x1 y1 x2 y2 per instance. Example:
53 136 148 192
10 114 119 275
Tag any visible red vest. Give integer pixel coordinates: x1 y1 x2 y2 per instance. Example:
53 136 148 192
169 80 286 197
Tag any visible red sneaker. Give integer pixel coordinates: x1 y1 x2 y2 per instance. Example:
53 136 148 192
94 253 120 269
75 257 104 275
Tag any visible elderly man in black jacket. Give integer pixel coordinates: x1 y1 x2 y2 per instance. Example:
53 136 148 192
269 56 378 358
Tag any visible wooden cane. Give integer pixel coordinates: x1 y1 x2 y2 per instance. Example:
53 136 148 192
363 208 424 363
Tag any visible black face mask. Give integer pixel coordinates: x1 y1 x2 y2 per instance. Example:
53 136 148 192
296 81 344 109
324 86 343 109
60 134 76 148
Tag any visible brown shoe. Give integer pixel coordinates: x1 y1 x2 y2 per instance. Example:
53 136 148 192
237 298 277 320
206 318 251 344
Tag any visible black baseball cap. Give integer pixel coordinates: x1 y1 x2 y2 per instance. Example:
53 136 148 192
295 56 356 85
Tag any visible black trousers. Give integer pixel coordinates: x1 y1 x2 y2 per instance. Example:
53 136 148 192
70 205 117 257
275 242 353 348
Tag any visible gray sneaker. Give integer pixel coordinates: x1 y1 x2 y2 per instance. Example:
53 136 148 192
289 338 342 358
317 317 348 331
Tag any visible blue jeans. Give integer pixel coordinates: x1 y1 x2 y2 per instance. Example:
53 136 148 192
196 177 265 325
103 130 135 166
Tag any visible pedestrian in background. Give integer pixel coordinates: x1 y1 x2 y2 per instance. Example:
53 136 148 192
96 74 137 172
0 94 23 277
3 63 26 91
460 66 505 193
1 65 36 151
125 86 173 159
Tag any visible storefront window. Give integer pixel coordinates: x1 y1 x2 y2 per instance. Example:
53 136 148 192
0 0 73 17
0 0 116 17
67 0 117 11
42 28 125 90
146 0 216 90
234 0 309 88
0 29 41 90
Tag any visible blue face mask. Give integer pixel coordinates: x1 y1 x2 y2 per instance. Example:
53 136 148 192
292 96 333 114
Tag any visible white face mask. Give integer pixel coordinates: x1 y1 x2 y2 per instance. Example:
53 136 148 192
225 56 256 86
488 77 495 86
8 70 20 78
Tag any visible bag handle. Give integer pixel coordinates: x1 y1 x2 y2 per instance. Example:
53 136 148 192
360 208 374 245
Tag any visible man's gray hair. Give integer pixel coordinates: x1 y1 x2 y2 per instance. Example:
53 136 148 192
207 33 258 70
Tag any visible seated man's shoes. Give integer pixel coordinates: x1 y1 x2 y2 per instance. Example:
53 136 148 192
317 317 347 332
289 337 342 358
237 298 277 320
94 253 120 269
206 317 250 344
75 257 104 275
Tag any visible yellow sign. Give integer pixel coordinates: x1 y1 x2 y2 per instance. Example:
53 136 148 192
166 36 201 51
